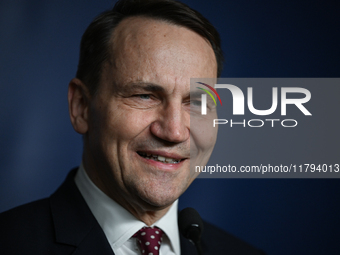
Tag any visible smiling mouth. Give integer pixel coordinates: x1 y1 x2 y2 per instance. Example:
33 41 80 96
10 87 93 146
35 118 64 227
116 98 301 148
137 152 183 164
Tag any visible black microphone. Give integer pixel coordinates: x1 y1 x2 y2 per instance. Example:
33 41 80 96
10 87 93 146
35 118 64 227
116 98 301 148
178 207 204 255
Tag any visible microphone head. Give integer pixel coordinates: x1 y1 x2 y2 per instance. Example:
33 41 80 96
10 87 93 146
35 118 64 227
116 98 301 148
178 207 204 243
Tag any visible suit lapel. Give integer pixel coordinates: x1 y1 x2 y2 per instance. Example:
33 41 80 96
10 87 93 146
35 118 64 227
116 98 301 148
49 169 114 255
49 169 199 255
70 223 115 255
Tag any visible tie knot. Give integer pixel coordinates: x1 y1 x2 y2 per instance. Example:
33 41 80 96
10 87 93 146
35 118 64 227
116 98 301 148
133 227 164 255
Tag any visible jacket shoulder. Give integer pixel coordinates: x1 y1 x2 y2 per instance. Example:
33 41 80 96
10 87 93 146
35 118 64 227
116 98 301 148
0 198 75 254
0 198 52 235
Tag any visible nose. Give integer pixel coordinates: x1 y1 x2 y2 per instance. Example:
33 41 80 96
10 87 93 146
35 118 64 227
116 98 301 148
150 102 189 143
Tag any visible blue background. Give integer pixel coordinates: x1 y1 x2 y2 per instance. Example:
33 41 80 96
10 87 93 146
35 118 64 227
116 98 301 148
1 1 339 254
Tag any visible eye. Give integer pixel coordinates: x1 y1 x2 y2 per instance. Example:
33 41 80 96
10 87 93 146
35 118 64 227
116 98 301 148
137 94 151 100
190 100 201 106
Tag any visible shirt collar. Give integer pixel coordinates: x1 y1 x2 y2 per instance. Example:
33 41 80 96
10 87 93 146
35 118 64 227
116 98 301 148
75 163 180 255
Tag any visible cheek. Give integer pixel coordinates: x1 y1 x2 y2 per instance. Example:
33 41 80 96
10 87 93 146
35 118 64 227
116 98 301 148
191 112 217 145
190 113 218 164
101 106 155 141
88 105 157 173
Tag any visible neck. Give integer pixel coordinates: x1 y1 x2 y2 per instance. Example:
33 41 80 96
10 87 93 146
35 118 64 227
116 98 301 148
129 206 171 226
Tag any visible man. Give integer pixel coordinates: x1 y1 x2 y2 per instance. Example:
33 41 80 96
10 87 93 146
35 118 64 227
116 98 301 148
0 0 264 254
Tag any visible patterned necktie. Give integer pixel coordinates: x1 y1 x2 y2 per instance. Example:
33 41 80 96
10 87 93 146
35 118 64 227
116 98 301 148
133 226 164 255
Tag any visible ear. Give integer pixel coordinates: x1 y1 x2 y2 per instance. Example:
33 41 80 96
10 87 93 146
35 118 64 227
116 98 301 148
68 78 91 134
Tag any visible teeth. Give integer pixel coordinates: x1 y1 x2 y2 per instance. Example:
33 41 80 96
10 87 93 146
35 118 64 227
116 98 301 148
138 152 181 164
165 158 173 163
157 156 165 162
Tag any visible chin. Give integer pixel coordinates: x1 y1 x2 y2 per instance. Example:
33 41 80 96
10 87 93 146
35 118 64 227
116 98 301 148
134 181 184 210
125 166 192 210
141 197 176 211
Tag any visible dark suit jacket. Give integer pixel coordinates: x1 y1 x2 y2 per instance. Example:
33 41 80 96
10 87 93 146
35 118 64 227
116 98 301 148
0 169 265 255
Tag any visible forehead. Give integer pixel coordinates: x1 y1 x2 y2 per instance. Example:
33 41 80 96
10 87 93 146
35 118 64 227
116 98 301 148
103 16 217 91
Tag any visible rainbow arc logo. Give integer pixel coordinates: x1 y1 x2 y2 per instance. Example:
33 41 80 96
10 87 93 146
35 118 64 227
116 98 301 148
196 82 222 115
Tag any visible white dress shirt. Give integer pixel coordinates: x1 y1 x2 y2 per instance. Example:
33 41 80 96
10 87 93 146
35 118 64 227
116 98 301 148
75 163 180 255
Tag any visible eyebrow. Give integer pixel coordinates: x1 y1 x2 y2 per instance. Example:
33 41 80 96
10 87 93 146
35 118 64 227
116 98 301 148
119 81 192 99
124 82 166 93
190 91 205 98
190 90 217 99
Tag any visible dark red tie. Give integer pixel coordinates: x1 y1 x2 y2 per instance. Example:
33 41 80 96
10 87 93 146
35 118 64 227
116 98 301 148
133 226 164 255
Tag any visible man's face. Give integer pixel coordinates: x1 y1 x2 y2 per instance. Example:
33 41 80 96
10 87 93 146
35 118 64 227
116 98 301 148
84 17 217 213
